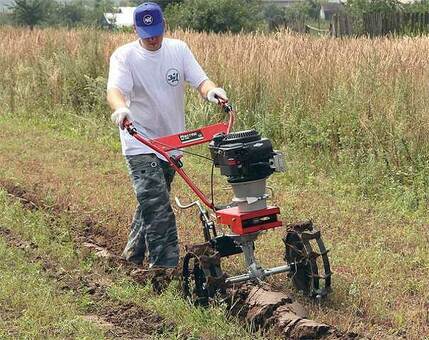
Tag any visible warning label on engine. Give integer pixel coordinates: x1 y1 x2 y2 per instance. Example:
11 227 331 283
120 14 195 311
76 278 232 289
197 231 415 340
179 130 204 143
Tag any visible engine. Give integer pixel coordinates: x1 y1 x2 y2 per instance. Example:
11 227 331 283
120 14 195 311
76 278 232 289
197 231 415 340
209 130 285 212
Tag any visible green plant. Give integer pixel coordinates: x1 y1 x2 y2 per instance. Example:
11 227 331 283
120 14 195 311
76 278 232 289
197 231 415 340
164 0 264 33
9 0 46 30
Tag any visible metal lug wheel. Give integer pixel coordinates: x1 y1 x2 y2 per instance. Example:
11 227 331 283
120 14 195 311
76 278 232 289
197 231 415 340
182 250 225 306
283 221 332 298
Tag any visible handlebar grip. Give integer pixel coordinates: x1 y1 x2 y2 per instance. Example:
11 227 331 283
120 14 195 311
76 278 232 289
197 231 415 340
215 95 233 114
123 118 137 135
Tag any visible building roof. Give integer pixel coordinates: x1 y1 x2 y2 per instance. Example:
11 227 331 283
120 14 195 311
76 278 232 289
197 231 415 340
104 7 135 27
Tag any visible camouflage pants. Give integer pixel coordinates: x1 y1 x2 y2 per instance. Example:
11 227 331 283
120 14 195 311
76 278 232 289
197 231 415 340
122 153 179 268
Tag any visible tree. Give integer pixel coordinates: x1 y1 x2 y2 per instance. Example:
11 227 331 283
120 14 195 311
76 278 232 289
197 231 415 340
264 4 286 31
164 0 264 33
346 0 400 16
85 0 115 26
10 0 45 30
404 0 429 13
153 0 184 9
345 0 401 34
56 0 86 27
283 0 320 22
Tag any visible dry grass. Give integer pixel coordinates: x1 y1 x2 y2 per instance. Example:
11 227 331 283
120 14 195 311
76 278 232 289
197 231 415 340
1 27 429 338
1 112 428 339
1 27 428 204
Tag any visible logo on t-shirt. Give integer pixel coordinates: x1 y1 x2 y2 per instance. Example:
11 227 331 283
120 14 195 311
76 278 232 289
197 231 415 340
143 15 153 25
166 68 180 86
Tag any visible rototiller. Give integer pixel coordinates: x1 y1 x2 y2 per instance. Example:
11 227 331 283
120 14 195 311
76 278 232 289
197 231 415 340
124 101 331 305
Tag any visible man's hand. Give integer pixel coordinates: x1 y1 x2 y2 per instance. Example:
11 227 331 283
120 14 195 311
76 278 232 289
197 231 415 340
206 87 228 104
111 107 131 129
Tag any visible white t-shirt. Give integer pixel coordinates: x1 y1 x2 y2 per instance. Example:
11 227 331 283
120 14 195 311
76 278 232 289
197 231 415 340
107 38 208 158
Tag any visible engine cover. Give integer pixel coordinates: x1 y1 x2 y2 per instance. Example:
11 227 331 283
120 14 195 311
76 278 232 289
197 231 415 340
209 130 275 183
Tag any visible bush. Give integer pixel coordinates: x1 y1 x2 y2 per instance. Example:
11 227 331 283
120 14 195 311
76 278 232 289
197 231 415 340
263 0 321 32
403 0 429 13
263 4 286 31
164 0 264 33
8 0 115 29
152 0 184 10
346 0 400 16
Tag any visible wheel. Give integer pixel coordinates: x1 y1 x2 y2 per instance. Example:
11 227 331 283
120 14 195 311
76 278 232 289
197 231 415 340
283 221 332 298
182 252 209 306
182 249 226 306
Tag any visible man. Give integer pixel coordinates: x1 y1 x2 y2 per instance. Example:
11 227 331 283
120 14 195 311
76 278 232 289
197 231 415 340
107 2 228 274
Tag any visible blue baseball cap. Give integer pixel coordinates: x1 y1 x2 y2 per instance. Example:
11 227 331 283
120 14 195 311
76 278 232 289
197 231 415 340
134 3 164 39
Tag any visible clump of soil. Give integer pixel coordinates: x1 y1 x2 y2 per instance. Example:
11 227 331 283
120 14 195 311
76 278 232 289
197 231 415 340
227 283 360 339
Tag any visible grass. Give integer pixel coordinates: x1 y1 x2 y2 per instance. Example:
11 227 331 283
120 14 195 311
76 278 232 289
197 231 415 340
0 239 106 339
107 279 264 339
0 212 106 339
0 27 428 215
0 100 428 338
0 178 265 338
0 26 428 338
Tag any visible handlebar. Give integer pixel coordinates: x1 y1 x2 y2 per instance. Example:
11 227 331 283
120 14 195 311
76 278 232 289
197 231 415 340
216 95 233 114
216 98 234 134
122 99 235 211
175 196 203 210
123 100 235 137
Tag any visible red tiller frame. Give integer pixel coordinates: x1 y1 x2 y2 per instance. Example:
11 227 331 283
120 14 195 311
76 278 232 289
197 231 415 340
216 206 282 235
123 108 234 211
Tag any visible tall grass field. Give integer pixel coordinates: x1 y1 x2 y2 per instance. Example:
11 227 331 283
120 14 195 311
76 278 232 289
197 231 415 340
0 27 428 338
1 27 428 212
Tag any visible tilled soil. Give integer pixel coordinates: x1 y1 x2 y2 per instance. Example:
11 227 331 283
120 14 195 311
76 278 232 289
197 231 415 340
227 283 359 339
0 226 171 339
0 179 360 339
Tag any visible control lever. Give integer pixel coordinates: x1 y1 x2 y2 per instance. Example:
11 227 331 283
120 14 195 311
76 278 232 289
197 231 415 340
175 196 216 239
175 197 209 223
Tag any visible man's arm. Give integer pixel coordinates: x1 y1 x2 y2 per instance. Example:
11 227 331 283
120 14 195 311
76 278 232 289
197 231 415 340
107 88 127 111
107 88 131 129
198 79 216 98
198 79 228 103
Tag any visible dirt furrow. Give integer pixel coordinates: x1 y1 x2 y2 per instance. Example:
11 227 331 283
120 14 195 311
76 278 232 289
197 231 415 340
1 179 360 339
0 222 171 339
